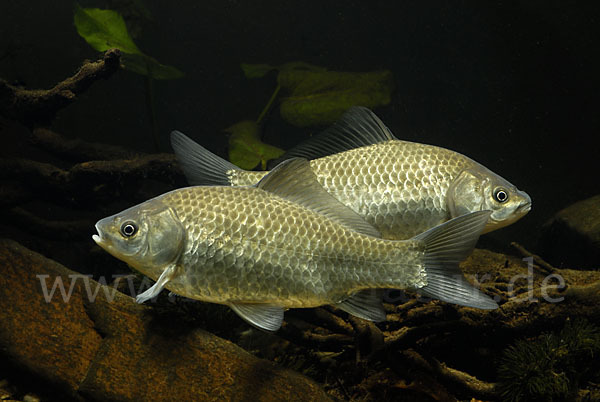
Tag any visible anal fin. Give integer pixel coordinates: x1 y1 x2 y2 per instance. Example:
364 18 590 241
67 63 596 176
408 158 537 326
336 289 386 322
229 303 284 331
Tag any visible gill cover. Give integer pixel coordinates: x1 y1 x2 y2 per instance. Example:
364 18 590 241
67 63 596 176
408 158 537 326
446 167 532 233
140 207 186 267
446 169 487 218
94 200 186 276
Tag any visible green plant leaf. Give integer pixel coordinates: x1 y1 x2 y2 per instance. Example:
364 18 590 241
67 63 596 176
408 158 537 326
225 121 284 170
121 53 184 80
278 69 394 127
241 62 326 79
74 4 183 79
74 4 142 54
278 61 327 72
241 63 276 79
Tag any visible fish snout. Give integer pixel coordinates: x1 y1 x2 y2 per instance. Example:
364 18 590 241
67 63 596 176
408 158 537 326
517 191 532 215
92 217 113 246
92 224 103 245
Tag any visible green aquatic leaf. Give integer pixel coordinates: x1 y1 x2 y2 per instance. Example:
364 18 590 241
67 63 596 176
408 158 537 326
241 62 326 79
74 4 142 54
121 53 184 80
74 4 183 79
241 63 276 79
278 69 394 127
226 121 285 170
278 61 327 72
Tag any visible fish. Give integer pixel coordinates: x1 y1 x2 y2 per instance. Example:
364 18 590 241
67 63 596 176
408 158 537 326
171 106 531 240
92 158 497 331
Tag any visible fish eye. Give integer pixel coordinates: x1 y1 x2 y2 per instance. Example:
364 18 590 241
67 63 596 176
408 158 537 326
120 221 138 237
493 188 509 203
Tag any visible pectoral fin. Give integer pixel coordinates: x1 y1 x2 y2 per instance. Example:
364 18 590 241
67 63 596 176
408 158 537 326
135 264 177 304
229 303 284 331
336 289 386 322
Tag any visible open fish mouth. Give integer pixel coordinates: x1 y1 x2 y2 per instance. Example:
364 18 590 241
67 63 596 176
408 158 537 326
92 223 104 245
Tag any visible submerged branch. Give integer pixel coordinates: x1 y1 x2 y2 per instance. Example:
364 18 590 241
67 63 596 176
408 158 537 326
279 320 353 352
30 127 137 162
511 241 557 274
397 349 496 400
0 49 121 128
0 154 182 206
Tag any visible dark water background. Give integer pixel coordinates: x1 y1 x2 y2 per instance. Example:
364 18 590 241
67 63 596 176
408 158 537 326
1 0 598 254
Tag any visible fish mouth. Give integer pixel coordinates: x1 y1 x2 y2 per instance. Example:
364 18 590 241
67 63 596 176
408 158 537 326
517 202 532 215
517 191 532 216
92 223 105 246
481 199 532 234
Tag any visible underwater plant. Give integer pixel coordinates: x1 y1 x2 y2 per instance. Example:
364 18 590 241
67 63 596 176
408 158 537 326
225 62 394 169
74 4 183 79
497 318 600 402
224 120 284 170
242 62 394 127
73 4 183 151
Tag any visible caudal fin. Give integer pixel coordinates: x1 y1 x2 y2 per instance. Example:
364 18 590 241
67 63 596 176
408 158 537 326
170 130 240 186
413 211 498 310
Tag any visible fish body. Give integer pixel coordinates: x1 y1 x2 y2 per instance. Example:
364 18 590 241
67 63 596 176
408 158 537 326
230 140 473 239
111 186 422 307
171 107 531 239
93 158 497 331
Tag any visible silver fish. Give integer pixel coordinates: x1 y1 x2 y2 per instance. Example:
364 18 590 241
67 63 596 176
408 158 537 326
93 158 497 331
171 107 531 239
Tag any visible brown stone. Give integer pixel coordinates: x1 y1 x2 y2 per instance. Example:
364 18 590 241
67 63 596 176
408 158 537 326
0 239 330 401
539 194 600 269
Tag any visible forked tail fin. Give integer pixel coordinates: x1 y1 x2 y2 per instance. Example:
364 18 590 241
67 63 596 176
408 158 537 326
413 211 498 310
170 130 241 186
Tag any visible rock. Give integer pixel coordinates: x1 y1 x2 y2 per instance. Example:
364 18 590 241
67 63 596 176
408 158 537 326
539 195 600 269
0 239 331 402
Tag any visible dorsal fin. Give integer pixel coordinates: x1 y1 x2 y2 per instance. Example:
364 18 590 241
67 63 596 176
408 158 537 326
256 158 381 238
170 130 240 186
280 106 396 161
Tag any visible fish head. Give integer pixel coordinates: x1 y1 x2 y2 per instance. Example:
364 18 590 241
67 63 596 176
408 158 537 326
92 199 185 277
447 167 532 233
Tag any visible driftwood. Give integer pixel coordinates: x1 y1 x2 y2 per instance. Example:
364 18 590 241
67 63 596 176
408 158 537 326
30 127 139 162
0 239 331 402
0 49 121 128
0 153 182 208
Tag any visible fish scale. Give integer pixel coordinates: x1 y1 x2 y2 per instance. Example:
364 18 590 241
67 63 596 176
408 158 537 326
160 185 421 307
229 140 470 239
171 107 531 240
